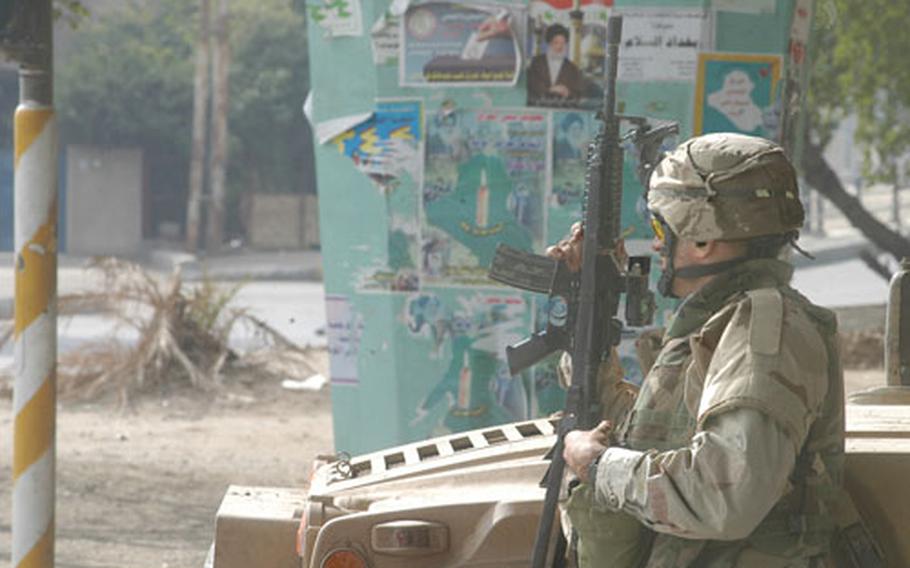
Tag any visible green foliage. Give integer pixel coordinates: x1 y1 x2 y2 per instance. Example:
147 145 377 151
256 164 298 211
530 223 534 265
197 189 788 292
229 0 310 195
56 0 197 227
56 0 310 235
186 272 245 335
58 0 195 149
54 0 90 28
809 0 910 184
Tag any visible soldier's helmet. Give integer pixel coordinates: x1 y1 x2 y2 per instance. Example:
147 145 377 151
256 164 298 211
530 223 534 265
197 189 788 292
646 133 805 242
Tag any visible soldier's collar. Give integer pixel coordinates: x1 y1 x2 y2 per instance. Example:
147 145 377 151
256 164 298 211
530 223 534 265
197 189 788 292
664 258 793 339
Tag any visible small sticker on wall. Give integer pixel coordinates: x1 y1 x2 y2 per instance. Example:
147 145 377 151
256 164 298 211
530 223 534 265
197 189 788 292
371 12 402 65
326 295 364 386
309 0 364 38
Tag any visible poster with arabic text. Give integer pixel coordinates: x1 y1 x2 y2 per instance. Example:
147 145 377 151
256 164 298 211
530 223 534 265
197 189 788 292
401 2 523 86
614 7 708 82
423 107 547 286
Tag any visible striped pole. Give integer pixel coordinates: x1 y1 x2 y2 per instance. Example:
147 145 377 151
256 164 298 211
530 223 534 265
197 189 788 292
11 1 56 565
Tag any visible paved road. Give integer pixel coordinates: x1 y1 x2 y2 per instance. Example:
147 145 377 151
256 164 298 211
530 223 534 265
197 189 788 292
0 251 328 373
0 236 894 374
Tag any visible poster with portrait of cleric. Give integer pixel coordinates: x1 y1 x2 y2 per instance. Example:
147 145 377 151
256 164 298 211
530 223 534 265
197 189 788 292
423 107 547 286
548 110 596 240
548 110 659 245
401 2 524 87
526 0 611 110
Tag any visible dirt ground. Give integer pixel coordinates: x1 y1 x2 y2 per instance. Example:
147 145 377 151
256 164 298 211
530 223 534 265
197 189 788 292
0 359 889 568
0 353 335 568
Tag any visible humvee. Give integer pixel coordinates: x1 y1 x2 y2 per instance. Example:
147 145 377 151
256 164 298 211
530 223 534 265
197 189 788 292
209 263 910 568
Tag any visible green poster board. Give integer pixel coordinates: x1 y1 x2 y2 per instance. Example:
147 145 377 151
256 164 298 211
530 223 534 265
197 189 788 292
308 0 810 454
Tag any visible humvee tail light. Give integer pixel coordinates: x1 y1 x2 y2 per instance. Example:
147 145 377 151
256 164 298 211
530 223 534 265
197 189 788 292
321 548 367 568
371 520 449 556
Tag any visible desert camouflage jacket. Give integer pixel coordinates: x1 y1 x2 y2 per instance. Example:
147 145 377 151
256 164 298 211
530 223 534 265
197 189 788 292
593 258 844 567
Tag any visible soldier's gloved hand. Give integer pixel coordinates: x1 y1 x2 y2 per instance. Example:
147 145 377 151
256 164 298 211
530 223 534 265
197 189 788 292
546 221 584 272
563 420 612 483
545 222 629 273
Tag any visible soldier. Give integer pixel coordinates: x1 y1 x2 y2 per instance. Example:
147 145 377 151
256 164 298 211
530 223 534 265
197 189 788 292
554 133 844 566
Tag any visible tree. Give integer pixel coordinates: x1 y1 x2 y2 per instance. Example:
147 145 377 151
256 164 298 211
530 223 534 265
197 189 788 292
56 0 197 238
56 0 310 242
804 0 910 262
206 0 230 252
225 0 311 202
186 0 211 252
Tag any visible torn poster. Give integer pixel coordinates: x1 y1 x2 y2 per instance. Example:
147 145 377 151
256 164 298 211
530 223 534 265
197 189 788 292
613 7 709 82
315 112 373 145
331 100 423 191
526 0 612 110
788 0 813 69
309 0 364 38
401 2 524 87
694 52 782 139
779 0 813 149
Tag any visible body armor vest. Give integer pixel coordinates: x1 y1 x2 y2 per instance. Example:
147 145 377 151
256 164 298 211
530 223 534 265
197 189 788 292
616 259 844 567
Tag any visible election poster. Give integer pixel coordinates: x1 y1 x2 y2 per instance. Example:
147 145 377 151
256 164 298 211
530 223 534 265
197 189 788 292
423 107 548 286
401 2 523 87
405 290 533 435
613 7 709 83
526 0 611 110
331 101 423 292
548 110 596 239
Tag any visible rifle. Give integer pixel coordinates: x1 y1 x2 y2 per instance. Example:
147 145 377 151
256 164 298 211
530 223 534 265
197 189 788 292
488 16 678 568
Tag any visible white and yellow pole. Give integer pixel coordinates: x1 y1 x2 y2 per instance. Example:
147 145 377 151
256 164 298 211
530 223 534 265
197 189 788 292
11 1 57 567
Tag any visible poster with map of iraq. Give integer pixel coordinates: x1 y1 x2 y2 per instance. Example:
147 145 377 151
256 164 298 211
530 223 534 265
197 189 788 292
694 52 782 140
423 107 548 286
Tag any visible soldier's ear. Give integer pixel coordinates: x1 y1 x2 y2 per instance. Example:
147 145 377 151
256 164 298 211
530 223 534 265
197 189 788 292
691 240 718 260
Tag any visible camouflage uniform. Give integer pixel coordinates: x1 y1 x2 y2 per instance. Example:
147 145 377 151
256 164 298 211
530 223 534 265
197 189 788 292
586 134 845 567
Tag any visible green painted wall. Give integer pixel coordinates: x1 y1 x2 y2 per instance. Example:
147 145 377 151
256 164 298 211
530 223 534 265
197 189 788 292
307 0 813 454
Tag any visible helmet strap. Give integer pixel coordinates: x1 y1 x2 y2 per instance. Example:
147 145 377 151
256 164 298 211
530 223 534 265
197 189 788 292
656 224 751 298
673 257 750 279
656 228 678 298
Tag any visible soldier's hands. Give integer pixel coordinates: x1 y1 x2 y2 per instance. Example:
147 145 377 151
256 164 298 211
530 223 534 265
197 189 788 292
546 222 584 272
563 420 612 483
545 222 629 274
